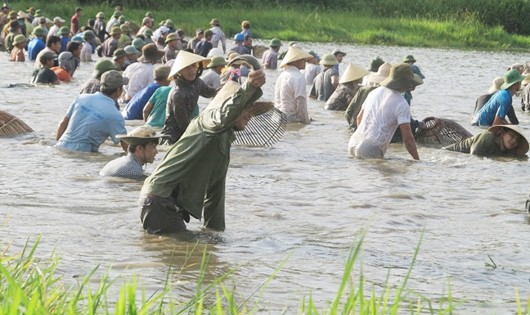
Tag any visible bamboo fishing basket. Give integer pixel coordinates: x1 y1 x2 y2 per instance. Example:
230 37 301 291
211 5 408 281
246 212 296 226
0 110 34 136
414 116 472 148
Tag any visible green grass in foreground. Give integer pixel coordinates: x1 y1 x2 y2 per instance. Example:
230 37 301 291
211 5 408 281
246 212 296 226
2 233 529 314
14 0 530 51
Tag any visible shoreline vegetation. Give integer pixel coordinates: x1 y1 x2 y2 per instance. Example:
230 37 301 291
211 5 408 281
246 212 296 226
1 236 529 314
15 0 530 52
0 235 450 314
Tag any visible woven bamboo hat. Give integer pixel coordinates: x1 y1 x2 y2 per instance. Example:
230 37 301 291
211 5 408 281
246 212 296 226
339 63 370 84
169 50 210 77
280 46 312 68
488 125 529 156
117 126 168 145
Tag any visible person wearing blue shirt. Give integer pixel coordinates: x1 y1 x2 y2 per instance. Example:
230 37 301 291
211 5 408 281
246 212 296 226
472 69 524 127
27 26 46 61
122 65 171 120
55 71 128 152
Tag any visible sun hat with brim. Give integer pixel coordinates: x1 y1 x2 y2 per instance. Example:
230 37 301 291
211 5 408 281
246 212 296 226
365 62 392 85
210 18 220 26
138 43 164 63
124 45 140 56
83 30 95 40
142 16 152 25
165 32 179 43
145 12 153 18
280 46 313 68
164 19 174 29
8 10 16 19
332 48 346 56
500 69 525 90
113 48 127 60
32 26 46 37
308 50 320 61
488 77 504 94
112 11 121 18
169 50 210 77
71 35 85 43
53 16 65 23
100 70 129 90
403 55 416 63
117 126 168 145
110 26 121 36
120 24 130 33
96 12 105 19
144 29 153 37
380 63 423 91
269 38 281 48
207 47 224 58
92 59 117 78
132 38 145 50
59 26 70 35
207 56 227 68
339 63 370 84
13 34 26 45
320 53 339 66
488 124 529 156
154 65 171 80
34 9 42 17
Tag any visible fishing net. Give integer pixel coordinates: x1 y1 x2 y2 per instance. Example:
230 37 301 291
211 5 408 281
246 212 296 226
0 110 33 136
234 106 286 147
209 54 286 147
414 116 472 148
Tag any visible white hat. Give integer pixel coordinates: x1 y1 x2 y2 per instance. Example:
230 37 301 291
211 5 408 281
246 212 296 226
364 62 392 86
339 63 370 84
168 50 210 78
280 46 312 68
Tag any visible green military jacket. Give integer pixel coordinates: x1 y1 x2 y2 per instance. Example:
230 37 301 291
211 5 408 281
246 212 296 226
444 130 516 157
141 82 262 230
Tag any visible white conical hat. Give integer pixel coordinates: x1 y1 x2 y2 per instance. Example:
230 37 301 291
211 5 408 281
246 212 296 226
169 50 210 78
280 46 312 68
339 63 370 84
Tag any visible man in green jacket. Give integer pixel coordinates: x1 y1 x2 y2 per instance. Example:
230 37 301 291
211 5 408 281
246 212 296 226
443 124 528 157
139 69 267 234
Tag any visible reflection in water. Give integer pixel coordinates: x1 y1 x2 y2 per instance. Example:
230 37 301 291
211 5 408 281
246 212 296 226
1 44 530 312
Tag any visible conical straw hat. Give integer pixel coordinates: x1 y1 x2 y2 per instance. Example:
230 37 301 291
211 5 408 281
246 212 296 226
364 62 392 86
280 46 312 68
339 63 370 84
169 50 210 78
488 124 529 156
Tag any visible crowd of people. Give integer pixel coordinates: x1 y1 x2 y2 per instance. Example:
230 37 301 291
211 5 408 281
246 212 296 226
2 3 530 232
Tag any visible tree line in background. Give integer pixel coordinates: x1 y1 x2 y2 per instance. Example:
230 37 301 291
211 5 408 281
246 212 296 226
81 0 530 35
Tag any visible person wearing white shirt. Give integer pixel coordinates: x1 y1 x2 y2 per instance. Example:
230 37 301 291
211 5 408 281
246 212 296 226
348 63 423 160
200 56 226 89
208 18 226 53
274 46 313 124
122 43 164 102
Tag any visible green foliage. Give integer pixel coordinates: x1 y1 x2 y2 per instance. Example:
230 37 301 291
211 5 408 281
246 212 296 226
0 235 529 314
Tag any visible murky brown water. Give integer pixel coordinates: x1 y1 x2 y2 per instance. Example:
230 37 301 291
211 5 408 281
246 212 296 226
1 42 530 313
